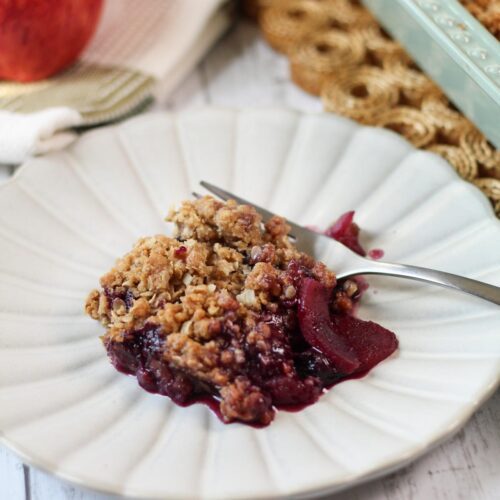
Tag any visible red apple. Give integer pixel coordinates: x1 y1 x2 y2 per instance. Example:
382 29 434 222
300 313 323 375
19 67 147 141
0 0 104 82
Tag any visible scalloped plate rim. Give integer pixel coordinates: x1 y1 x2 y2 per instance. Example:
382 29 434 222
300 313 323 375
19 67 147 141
0 108 499 500
3 107 498 221
1 376 499 500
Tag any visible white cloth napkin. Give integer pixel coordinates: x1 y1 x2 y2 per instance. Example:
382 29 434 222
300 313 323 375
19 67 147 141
0 108 83 165
0 0 228 166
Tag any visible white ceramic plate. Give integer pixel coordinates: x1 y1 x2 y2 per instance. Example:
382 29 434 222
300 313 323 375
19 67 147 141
0 109 499 499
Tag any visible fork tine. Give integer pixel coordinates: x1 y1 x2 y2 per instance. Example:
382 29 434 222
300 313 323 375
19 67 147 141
200 181 274 218
200 180 305 237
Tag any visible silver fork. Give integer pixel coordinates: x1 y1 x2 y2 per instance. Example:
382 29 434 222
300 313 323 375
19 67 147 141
198 181 500 306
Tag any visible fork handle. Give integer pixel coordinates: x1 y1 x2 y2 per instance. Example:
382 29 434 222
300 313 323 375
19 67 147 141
338 262 500 305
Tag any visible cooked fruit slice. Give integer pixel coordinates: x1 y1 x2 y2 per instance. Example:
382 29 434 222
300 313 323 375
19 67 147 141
298 278 360 374
332 314 398 373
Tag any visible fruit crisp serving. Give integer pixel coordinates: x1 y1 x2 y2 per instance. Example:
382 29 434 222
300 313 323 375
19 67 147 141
85 196 397 426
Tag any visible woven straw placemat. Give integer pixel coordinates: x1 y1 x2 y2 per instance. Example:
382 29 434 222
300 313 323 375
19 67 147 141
244 0 500 217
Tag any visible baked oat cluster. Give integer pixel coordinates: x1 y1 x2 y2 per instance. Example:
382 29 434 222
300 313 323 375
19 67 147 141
86 196 397 425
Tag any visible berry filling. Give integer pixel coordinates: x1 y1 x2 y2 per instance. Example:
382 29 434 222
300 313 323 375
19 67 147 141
298 277 360 374
86 197 398 426
324 210 366 256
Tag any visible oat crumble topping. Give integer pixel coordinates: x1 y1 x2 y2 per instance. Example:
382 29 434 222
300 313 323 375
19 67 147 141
85 196 397 426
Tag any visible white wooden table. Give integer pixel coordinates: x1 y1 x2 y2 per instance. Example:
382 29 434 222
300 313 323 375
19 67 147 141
1 20 499 500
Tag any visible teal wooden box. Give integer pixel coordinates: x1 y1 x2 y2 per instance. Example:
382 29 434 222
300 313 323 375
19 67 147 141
361 0 500 148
